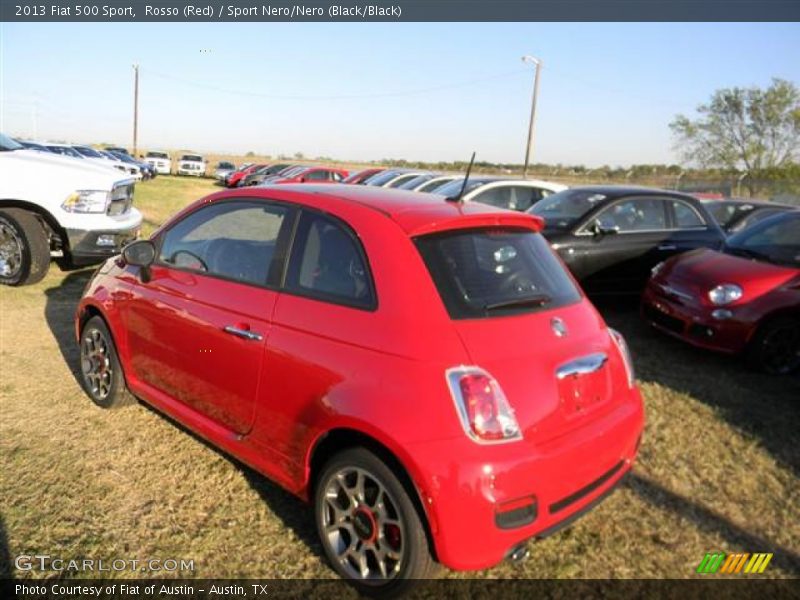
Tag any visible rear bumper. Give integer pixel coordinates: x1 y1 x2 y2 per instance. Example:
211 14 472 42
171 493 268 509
641 284 753 354
409 387 644 571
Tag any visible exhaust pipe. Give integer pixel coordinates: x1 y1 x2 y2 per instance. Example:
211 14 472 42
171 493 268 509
508 544 530 563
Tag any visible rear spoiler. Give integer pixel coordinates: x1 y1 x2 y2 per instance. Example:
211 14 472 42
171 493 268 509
409 212 545 237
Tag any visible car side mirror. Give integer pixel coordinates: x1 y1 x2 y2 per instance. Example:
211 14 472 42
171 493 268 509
122 240 156 282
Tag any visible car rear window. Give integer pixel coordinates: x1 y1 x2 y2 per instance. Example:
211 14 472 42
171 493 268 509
415 227 581 319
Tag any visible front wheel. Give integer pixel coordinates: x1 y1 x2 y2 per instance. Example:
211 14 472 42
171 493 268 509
0 208 50 286
314 448 439 597
747 316 800 375
79 316 135 408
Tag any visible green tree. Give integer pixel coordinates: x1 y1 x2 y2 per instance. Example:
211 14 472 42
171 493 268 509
670 78 800 195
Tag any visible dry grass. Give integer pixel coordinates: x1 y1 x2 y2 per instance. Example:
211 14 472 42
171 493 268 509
0 177 798 582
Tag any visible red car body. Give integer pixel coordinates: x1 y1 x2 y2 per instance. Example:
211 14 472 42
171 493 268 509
75 185 643 576
227 164 268 188
342 168 385 185
271 166 349 184
642 212 800 370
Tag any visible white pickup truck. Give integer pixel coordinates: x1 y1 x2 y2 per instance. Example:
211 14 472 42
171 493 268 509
0 134 142 286
177 153 207 177
145 150 172 175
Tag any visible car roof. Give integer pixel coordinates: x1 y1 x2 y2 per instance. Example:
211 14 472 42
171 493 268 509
705 197 797 210
204 184 542 237
561 185 695 198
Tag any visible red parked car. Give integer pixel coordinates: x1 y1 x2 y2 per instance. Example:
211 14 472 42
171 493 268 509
75 185 644 594
643 211 800 374
270 166 349 184
342 168 385 185
227 163 268 188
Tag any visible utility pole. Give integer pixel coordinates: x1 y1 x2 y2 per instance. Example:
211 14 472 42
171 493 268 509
521 55 542 179
31 100 38 139
132 64 139 156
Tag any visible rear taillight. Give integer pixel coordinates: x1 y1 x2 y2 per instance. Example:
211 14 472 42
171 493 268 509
609 328 635 388
446 367 522 443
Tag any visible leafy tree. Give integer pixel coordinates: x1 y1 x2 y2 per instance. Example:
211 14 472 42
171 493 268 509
670 78 800 195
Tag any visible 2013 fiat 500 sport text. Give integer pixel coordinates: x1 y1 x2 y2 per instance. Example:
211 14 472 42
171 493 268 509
75 184 644 595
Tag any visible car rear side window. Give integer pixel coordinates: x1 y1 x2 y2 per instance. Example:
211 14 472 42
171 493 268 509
415 228 581 319
669 199 706 228
285 212 376 310
158 201 291 286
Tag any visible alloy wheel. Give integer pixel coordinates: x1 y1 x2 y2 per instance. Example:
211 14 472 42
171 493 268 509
81 328 113 399
0 221 23 279
760 321 800 374
319 466 405 582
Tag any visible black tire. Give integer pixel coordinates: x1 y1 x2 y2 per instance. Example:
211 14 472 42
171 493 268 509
79 316 135 408
0 208 50 286
746 316 800 375
314 448 439 597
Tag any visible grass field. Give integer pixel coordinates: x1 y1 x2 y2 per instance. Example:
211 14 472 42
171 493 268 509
0 176 798 583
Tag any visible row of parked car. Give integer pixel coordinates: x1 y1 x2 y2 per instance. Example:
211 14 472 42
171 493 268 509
216 161 799 375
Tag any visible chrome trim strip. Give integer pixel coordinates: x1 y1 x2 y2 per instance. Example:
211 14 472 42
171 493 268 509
556 352 608 379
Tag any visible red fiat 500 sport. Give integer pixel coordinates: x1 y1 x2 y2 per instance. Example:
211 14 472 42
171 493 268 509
643 211 800 374
75 185 644 594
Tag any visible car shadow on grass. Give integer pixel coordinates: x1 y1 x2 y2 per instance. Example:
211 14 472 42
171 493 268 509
43 268 96 389
136 402 325 570
595 297 800 479
625 473 800 576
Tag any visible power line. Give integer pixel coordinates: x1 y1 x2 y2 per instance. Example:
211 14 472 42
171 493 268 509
145 67 531 101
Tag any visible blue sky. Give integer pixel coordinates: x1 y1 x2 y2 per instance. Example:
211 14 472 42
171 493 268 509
1 22 798 166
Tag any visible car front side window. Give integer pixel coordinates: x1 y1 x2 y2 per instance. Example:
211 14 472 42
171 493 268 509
158 201 290 286
593 198 668 232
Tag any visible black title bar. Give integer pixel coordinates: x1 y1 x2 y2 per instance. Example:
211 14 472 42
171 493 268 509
3 0 800 22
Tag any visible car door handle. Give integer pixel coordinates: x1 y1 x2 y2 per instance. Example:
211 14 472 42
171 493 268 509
556 353 608 379
658 244 677 251
223 325 263 341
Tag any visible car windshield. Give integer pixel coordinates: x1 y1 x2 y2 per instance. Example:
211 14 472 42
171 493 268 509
0 134 24 151
433 178 492 198
218 162 235 169
398 174 435 190
418 178 455 193
182 155 203 161
705 201 751 228
529 189 608 229
48 145 83 158
363 170 405 186
724 213 800 268
415 227 582 319
74 146 104 158
147 152 169 159
112 152 136 163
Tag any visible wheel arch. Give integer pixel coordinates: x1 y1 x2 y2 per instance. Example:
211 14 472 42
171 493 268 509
306 426 440 561
746 305 800 345
0 199 67 252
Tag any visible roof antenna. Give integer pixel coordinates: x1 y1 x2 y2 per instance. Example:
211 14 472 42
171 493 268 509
448 151 476 203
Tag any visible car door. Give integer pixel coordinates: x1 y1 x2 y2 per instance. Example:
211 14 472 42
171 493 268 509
570 196 673 294
120 199 296 434
664 197 725 252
